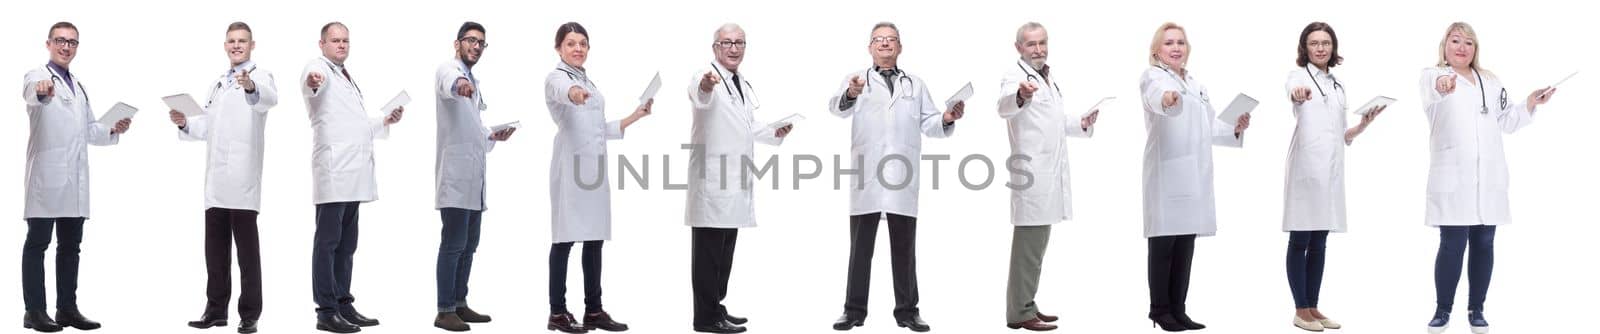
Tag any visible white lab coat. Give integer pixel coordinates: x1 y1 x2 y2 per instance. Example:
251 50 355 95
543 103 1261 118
435 60 496 211
178 61 279 212
546 62 623 243
1417 67 1533 227
1281 66 1348 232
21 65 119 219
684 62 784 229
996 60 1094 226
302 57 389 205
827 67 955 219
1139 66 1242 238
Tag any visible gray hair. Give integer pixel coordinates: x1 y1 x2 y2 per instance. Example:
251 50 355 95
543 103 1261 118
1015 22 1045 44
713 23 744 42
872 22 899 36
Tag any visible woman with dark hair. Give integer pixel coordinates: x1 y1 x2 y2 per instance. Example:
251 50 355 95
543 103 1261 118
542 21 653 333
1280 21 1384 332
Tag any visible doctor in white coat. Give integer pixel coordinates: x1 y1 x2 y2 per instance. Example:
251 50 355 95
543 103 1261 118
168 22 278 334
1420 22 1554 334
827 22 963 333
431 21 512 332
684 23 791 334
1279 22 1383 333
995 22 1098 332
542 22 650 334
20 21 127 333
300 22 401 334
1138 22 1249 332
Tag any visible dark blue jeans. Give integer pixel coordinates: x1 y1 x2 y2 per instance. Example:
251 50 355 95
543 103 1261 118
1436 225 1495 312
1286 230 1329 309
550 241 603 315
312 202 361 315
21 217 85 312
437 208 483 312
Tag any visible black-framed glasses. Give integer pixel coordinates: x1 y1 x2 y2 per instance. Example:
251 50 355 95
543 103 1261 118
715 40 747 49
870 36 900 44
458 37 487 49
51 38 79 48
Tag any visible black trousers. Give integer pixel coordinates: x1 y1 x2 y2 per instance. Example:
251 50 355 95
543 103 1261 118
550 241 603 315
203 208 262 321
22 217 85 312
842 212 919 321
691 227 739 326
1147 234 1197 317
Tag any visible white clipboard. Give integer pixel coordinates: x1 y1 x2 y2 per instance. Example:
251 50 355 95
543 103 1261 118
97 102 138 128
1217 93 1257 124
162 93 204 116
1355 96 1396 115
945 82 973 109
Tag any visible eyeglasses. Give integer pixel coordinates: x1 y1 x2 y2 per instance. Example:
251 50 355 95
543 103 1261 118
1306 40 1333 49
459 37 487 49
51 38 80 48
715 40 747 49
871 36 900 44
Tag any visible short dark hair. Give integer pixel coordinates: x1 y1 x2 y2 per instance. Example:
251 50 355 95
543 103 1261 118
1296 22 1342 68
48 22 77 38
227 22 252 35
320 22 347 39
457 21 485 40
554 22 587 48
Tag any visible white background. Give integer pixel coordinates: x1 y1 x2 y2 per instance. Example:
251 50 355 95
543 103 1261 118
2 0 1594 333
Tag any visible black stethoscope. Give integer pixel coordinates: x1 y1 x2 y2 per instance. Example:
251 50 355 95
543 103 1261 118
322 58 361 97
43 65 83 102
1019 62 1061 97
1154 63 1199 100
1305 67 1342 97
1463 70 1508 114
709 62 758 107
206 63 259 109
863 66 914 95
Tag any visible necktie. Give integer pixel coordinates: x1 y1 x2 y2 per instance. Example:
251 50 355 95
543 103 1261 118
879 69 896 94
730 73 745 103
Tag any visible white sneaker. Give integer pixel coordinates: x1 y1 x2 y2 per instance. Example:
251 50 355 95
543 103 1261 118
1295 315 1325 332
1428 325 1448 334
1318 318 1342 330
1471 325 1490 334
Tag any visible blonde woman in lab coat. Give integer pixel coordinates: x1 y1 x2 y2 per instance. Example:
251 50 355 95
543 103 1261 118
1279 22 1383 333
1420 22 1554 334
1138 22 1250 332
543 22 652 334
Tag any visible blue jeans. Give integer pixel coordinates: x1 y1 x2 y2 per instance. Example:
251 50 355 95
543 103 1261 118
312 202 361 315
21 217 85 312
437 208 483 312
1435 225 1495 312
1286 230 1329 309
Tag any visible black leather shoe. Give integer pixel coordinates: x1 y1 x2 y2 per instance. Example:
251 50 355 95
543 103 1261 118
1149 313 1187 332
22 311 62 333
434 312 470 332
456 307 492 323
547 313 587 333
315 313 360 333
237 319 258 334
694 320 747 333
895 315 931 332
188 316 228 329
54 309 100 330
832 314 864 331
1174 312 1206 330
338 307 379 327
582 311 628 332
723 313 748 325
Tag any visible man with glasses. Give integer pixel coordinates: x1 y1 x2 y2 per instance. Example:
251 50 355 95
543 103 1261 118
685 23 792 334
20 21 130 333
827 22 963 333
432 21 512 332
301 21 402 334
168 21 279 334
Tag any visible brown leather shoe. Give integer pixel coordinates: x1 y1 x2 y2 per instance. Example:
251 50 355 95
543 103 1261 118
582 311 628 332
434 312 469 332
1007 318 1058 331
1035 312 1059 323
547 313 587 333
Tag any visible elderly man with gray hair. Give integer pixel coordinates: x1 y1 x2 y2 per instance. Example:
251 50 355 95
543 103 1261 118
685 23 791 334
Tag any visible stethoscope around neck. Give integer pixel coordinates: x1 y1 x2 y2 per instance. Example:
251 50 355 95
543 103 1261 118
43 65 81 102
1020 62 1061 98
863 66 914 95
709 62 759 108
1460 69 1508 114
